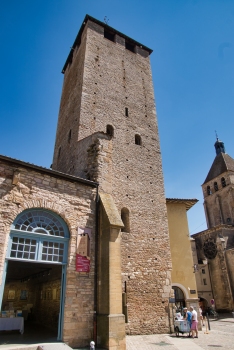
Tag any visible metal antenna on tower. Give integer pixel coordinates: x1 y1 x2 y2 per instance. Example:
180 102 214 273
104 16 109 24
215 130 219 140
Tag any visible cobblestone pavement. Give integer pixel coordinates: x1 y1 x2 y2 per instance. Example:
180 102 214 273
2 314 231 349
126 314 234 350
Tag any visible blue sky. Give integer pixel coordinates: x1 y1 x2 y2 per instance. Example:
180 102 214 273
1 1 234 234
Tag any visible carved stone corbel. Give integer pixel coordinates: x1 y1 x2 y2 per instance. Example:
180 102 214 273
12 170 20 186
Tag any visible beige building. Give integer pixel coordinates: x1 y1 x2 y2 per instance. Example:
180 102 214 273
166 199 199 312
192 138 234 312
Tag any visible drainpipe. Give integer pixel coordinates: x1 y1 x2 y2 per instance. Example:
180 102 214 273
94 184 99 344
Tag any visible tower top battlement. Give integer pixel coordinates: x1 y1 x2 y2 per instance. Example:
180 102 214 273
62 14 153 73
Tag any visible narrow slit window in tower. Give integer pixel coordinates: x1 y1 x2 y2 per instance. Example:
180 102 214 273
214 182 218 191
68 129 71 143
58 147 61 159
125 108 128 117
207 186 211 195
135 135 142 146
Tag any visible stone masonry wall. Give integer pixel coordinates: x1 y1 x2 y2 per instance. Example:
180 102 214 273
225 248 234 301
52 24 88 174
0 159 97 348
53 18 172 335
193 227 234 312
209 241 233 311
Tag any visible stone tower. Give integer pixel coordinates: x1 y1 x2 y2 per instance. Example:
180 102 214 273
52 15 172 338
192 138 234 312
202 137 234 227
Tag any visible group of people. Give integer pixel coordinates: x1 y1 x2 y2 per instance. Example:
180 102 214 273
183 306 201 338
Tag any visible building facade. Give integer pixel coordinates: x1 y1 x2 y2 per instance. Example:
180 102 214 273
192 138 234 312
0 155 98 348
167 198 199 313
0 15 175 350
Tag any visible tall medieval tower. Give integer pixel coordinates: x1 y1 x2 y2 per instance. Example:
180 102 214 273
52 15 172 337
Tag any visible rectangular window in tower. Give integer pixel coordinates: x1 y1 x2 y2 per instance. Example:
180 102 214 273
125 41 135 53
125 107 128 117
104 29 115 42
203 278 207 285
202 269 205 274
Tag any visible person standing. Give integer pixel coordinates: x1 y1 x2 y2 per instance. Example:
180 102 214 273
190 306 198 338
183 307 192 337
199 306 204 326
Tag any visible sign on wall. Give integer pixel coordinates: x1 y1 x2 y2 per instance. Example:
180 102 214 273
76 227 91 272
76 254 90 272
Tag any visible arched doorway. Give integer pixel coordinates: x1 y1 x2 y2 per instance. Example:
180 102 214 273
172 286 185 313
199 297 208 312
0 208 69 342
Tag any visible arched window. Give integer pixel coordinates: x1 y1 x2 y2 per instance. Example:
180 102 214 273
121 208 130 233
135 134 142 146
207 186 211 195
106 124 114 137
9 209 69 263
221 177 226 188
214 182 218 191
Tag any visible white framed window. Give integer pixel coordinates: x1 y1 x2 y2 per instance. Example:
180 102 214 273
10 236 37 260
8 209 69 264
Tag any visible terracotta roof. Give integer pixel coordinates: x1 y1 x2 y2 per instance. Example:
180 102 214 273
203 152 234 184
166 198 198 211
